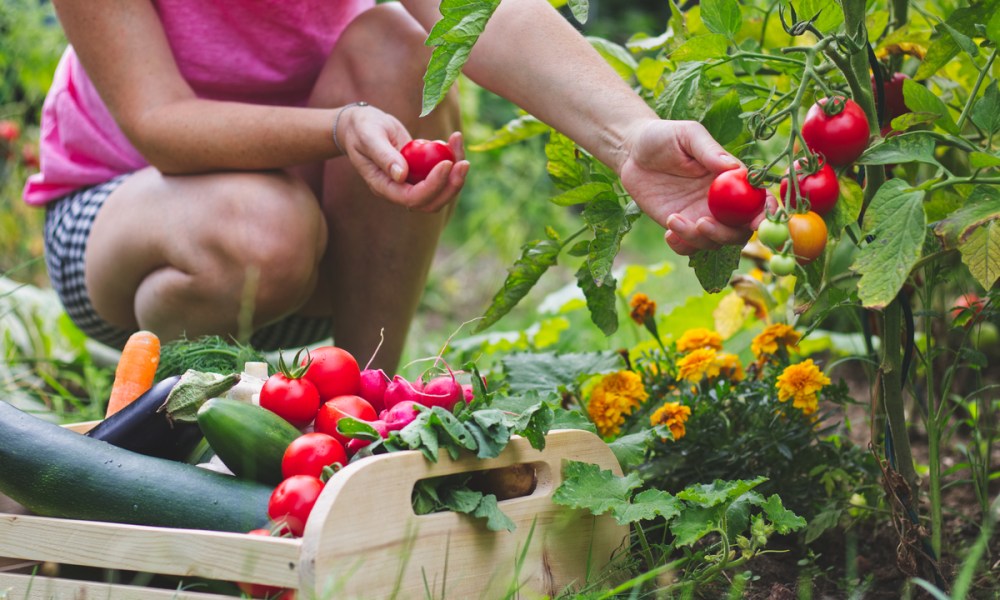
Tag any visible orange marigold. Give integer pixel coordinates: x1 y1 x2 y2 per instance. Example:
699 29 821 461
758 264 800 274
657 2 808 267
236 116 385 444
751 323 801 358
676 328 723 353
714 352 745 382
650 401 692 440
677 347 721 383
587 371 649 437
776 359 831 416
629 293 657 325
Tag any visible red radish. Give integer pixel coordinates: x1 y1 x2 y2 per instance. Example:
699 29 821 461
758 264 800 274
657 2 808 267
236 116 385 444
382 375 423 411
344 419 389 455
461 384 475 404
358 369 389 413
381 400 423 431
421 375 463 411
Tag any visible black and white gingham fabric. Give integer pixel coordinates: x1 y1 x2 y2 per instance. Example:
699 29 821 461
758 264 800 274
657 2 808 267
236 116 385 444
43 176 332 352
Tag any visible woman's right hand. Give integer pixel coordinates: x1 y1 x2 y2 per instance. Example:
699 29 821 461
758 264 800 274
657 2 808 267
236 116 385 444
336 105 468 212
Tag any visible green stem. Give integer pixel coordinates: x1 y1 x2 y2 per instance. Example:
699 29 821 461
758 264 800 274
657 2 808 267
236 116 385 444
882 300 919 496
956 48 998 130
921 269 942 557
926 176 1000 192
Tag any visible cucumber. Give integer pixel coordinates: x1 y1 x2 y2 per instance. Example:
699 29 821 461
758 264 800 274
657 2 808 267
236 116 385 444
197 398 301 485
0 401 270 532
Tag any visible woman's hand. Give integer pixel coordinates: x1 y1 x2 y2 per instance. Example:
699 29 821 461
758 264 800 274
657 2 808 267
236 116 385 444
337 105 469 212
618 119 772 256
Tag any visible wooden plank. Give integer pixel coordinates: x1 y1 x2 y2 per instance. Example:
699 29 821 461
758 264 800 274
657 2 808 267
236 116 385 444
300 429 629 599
0 514 301 587
0 572 237 600
60 420 99 434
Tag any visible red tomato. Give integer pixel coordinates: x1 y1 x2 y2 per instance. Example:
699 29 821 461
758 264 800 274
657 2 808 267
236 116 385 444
871 72 910 123
267 475 324 537
707 168 767 227
314 395 378 446
950 293 987 323
0 120 19 143
787 211 828 264
301 346 361 402
237 529 292 598
259 374 321 428
401 139 455 184
282 432 348 480
801 98 870 166
21 142 39 169
779 160 840 216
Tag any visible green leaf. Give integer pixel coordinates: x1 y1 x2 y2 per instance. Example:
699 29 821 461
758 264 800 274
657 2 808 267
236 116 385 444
501 350 624 394
608 430 653 470
791 0 843 33
971 81 1000 136
676 477 767 508
476 238 562 332
612 489 683 525
702 90 743 146
550 182 614 207
546 131 586 190
566 0 589 24
552 461 642 516
583 198 641 285
901 79 959 135
656 62 709 121
988 10 1000 44
576 263 619 336
827 177 863 237
970 152 1000 169
336 416 381 441
422 43 471 117
586 37 637 80
959 220 1000 290
760 494 807 534
670 34 729 62
689 245 741 293
700 0 741 37
465 411 511 459
914 0 1000 79
725 492 762 540
940 21 979 58
670 505 721 547
857 131 940 166
468 115 550 152
889 112 938 132
472 493 517 531
513 402 553 450
852 179 927 309
635 57 667 91
933 186 1000 249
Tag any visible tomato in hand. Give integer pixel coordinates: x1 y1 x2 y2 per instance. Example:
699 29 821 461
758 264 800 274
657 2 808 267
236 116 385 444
301 346 361 402
401 139 455 184
801 98 870 166
259 373 321 428
756 219 790 251
779 159 840 216
707 168 767 227
315 395 378 446
787 211 828 264
267 475 325 537
282 432 348 480
237 529 293 598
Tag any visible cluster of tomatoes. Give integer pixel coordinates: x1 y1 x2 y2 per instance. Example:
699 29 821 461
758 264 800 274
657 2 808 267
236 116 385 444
0 120 39 170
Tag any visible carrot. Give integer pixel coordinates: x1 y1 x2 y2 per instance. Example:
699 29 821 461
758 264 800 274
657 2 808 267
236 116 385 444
106 330 161 417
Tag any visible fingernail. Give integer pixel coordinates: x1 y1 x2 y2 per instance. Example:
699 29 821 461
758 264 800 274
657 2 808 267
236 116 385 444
390 164 404 182
719 154 741 168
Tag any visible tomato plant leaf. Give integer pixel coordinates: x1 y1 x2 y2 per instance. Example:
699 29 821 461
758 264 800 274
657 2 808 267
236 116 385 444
934 186 1000 249
988 10 1000 44
958 220 1000 290
566 0 589 24
587 37 637 80
689 245 741 293
546 131 586 190
612 489 683 525
857 131 940 166
502 350 624 394
702 90 744 146
914 0 1000 79
760 494 807 534
900 81 960 135
700 0 741 38
828 177 863 237
550 182 615 207
576 262 619 336
635 57 667 91
552 460 643 516
852 179 927 309
468 115 550 152
477 238 562 332
583 197 641 286
971 81 1000 136
940 22 979 58
969 152 1000 169
670 34 729 62
423 43 471 117
656 61 710 121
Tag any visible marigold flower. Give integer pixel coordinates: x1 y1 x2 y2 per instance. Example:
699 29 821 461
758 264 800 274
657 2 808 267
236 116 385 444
676 328 723 353
751 323 801 358
776 359 831 416
587 370 649 437
677 347 721 383
629 293 657 325
650 401 692 440
714 352 745 382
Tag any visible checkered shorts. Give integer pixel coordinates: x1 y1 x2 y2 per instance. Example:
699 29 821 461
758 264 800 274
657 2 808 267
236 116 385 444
42 176 332 351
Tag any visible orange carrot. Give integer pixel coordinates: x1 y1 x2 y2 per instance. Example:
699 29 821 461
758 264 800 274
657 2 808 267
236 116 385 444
106 330 161 417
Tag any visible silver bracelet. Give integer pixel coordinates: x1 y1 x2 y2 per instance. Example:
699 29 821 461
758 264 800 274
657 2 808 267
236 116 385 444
332 101 370 154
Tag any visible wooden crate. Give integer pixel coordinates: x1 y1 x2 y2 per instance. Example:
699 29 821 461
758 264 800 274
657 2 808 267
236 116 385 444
0 429 628 599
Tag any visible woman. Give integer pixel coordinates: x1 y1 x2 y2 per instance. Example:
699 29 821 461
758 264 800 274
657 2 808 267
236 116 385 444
27 0 761 372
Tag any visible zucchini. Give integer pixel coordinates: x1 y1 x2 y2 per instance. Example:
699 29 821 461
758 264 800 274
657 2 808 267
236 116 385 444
197 398 301 485
0 401 271 532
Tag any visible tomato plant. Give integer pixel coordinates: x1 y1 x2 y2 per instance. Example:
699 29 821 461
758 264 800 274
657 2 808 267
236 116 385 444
282 432 348 480
267 475 324 537
401 139 455 184
768 254 797 276
315 395 378 446
787 211 827 265
707 168 766 227
757 219 790 252
801 98 870 166
779 159 839 216
301 346 361 402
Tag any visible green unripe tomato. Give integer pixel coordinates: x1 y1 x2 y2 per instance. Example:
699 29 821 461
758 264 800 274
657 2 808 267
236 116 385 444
769 254 797 276
757 219 790 251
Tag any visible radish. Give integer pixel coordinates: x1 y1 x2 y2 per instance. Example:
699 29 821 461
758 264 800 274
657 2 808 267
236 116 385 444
421 375 463 411
382 375 422 411
381 400 423 431
461 384 475 404
358 369 389 413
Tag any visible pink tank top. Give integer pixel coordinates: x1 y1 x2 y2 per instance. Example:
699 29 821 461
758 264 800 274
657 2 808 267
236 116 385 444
23 0 374 206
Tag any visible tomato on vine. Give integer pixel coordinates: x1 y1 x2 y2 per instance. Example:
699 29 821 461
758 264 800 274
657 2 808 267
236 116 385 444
801 98 870 166
707 168 767 227
757 219 790 251
787 211 828 264
779 159 840 216
769 254 797 276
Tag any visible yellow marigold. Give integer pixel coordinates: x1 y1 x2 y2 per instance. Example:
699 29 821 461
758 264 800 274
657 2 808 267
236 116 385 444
650 401 692 440
676 328 723 353
776 359 831 416
587 371 649 437
751 323 801 358
714 352 745 382
677 348 721 383
629 293 657 325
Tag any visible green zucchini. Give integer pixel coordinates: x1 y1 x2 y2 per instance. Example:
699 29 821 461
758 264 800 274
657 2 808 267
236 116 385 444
0 401 271 532
197 398 301 485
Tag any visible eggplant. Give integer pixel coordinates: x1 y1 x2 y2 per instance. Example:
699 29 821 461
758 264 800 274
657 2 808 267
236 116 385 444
86 376 200 460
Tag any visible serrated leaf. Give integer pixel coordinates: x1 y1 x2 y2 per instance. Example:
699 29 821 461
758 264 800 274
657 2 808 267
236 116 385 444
670 505 721 547
702 90 743 146
933 186 1000 249
971 81 1000 136
970 152 1000 169
468 115 550 151
612 489 683 525
959 221 1000 290
700 0 741 37
857 131 940 166
608 430 654 470
567 0 589 23
587 37 637 80
576 262 619 336
725 491 763 540
760 494 807 534
828 177 863 236
901 79 959 135
889 112 939 132
670 34 729 62
502 350 624 394
940 21 979 57
583 198 641 285
477 238 562 332
635 57 667 91
689 245 741 293
550 182 614 207
656 62 709 121
914 0 1000 79
853 179 927 309
546 131 585 190
423 43 471 117
676 477 767 508
552 461 643 516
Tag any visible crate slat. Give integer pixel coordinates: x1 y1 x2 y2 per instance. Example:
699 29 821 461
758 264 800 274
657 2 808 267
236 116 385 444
0 571 237 600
